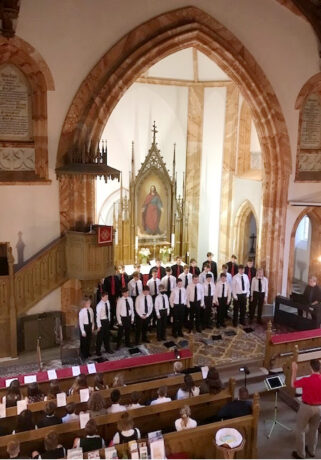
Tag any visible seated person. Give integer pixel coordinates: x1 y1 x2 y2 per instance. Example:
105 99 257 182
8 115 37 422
150 386 172 405
169 361 183 376
44 381 61 401
112 373 125 388
14 410 36 433
107 389 126 413
7 440 27 459
62 402 79 423
88 391 107 418
38 401 62 428
73 419 105 452
3 379 21 407
112 411 141 445
93 373 107 391
175 405 197 431
176 374 200 400
200 367 223 394
126 391 144 410
69 374 92 395
217 386 252 420
32 431 65 459
25 382 44 404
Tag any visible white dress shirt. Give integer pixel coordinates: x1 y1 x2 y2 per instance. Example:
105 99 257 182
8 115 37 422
251 276 268 298
155 293 170 317
150 396 172 405
178 272 193 287
199 271 214 284
175 417 197 431
161 274 176 292
135 294 153 318
224 272 233 286
116 296 134 324
128 278 143 297
214 280 232 304
232 273 250 299
186 283 204 307
176 386 200 400
107 403 127 413
147 277 161 296
203 281 215 298
170 286 187 307
79 307 94 335
96 299 111 328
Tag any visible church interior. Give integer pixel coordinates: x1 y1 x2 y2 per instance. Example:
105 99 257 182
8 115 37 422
0 0 321 459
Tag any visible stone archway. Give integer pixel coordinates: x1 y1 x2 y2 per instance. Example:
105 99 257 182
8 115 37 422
56 6 291 300
233 201 259 266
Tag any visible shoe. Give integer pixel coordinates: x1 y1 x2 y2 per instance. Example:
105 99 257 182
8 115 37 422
306 447 315 458
96 351 102 357
291 451 304 459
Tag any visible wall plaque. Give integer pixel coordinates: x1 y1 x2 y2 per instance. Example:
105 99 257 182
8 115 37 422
300 93 321 149
0 147 35 171
0 64 32 141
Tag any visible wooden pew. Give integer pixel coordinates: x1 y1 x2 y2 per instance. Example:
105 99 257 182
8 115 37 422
263 321 321 371
0 371 204 433
0 381 236 458
0 348 193 400
84 394 260 459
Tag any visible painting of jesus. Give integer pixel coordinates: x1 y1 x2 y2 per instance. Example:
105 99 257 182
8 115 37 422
142 185 163 235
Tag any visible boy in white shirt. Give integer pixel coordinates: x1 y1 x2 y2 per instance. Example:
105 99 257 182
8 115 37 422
215 273 232 328
128 271 143 306
95 291 113 355
155 283 170 341
199 264 214 284
150 386 171 405
170 278 187 338
250 268 268 324
232 265 250 327
202 273 215 329
78 295 94 360
107 389 126 413
178 265 193 289
161 267 176 298
135 286 153 344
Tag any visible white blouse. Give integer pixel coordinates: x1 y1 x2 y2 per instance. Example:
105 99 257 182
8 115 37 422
175 417 197 431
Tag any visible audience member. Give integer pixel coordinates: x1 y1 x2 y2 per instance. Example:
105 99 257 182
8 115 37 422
107 389 126 413
3 379 21 407
32 431 65 459
73 419 105 452
176 374 200 400
69 374 92 395
150 386 172 405
88 391 107 418
15 410 36 433
112 373 125 388
93 373 107 391
127 391 144 409
38 401 62 428
7 440 27 459
175 405 197 431
25 382 44 404
217 387 252 420
44 381 61 401
200 367 223 394
62 402 79 424
172 361 183 376
112 412 141 444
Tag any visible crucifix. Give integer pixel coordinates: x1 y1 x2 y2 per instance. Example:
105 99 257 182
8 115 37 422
249 233 257 254
152 121 158 144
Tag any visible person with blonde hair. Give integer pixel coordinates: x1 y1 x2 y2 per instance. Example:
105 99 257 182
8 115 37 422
78 295 94 360
112 373 125 388
69 374 92 395
112 411 141 444
7 440 20 459
175 405 197 431
173 361 183 374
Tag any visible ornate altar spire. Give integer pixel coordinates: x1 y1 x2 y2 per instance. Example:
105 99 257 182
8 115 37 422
151 121 158 145
172 143 176 181
131 141 135 181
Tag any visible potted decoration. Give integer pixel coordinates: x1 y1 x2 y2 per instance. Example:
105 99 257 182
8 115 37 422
159 246 172 264
139 247 151 265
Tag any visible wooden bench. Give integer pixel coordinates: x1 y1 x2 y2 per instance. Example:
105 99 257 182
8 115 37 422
0 383 236 457
0 371 204 433
282 345 321 398
0 348 193 399
263 321 321 371
83 394 260 459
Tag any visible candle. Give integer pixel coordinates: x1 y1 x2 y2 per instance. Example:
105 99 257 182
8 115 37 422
171 233 175 248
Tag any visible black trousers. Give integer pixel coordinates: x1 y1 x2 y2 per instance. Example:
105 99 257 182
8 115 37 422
109 295 117 326
189 301 202 332
117 316 132 347
79 324 92 359
233 294 247 326
172 304 185 337
96 319 111 353
202 296 213 328
250 291 265 321
217 297 227 326
135 316 150 343
157 309 168 340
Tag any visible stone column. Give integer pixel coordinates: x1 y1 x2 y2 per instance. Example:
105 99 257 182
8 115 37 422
218 84 239 267
185 86 204 260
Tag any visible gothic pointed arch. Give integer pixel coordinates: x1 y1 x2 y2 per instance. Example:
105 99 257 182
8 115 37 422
233 200 259 266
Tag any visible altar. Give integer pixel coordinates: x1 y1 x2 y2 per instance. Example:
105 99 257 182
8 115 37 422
113 123 189 265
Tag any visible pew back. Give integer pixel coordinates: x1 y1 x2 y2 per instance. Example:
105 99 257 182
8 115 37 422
283 345 321 396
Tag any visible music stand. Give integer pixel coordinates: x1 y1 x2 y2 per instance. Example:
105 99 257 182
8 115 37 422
264 375 292 439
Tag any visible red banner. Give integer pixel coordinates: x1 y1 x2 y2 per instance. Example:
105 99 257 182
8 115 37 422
97 225 113 245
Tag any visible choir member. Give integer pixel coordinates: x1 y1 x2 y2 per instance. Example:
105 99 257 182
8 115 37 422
202 273 215 329
96 277 104 303
149 258 166 279
232 265 250 327
244 258 256 286
117 265 129 289
170 278 187 338
178 265 193 289
135 285 153 344
161 267 176 298
78 295 94 360
186 275 204 333
199 263 214 284
116 288 134 349
130 264 143 281
103 270 121 327
155 283 170 341
128 271 143 306
171 256 184 279
215 273 232 328
147 269 161 304
227 254 238 277
95 291 113 355
250 268 268 324
189 258 200 276
202 252 218 282
221 264 232 285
